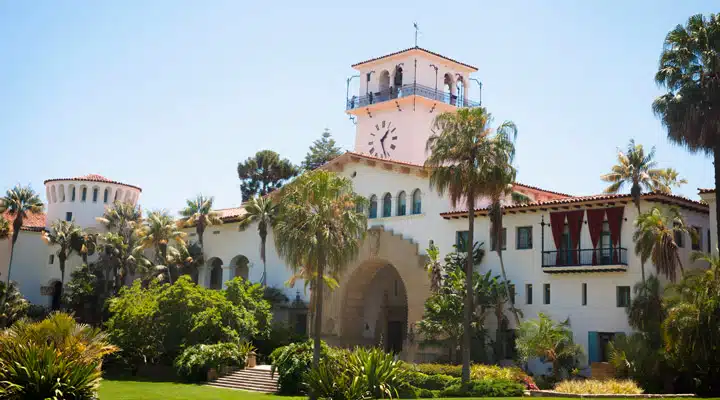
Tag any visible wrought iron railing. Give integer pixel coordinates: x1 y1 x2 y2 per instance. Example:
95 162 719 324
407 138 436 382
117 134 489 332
346 83 481 110
541 248 628 268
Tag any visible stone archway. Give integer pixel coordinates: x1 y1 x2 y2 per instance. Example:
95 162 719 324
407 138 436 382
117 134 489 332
321 227 430 361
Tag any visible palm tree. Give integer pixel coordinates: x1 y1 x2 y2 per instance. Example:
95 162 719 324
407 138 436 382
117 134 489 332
274 169 367 368
0 216 10 241
138 211 186 283
601 140 665 282
516 313 583 380
71 230 97 265
178 194 222 262
238 196 277 286
42 220 82 286
655 168 688 194
633 206 690 282
96 202 145 292
653 13 720 252
425 242 442 293
626 275 665 348
425 106 519 383
0 185 44 285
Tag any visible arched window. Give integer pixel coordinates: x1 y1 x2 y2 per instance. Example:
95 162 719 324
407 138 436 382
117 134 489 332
369 195 378 219
92 188 99 203
103 188 109 203
382 193 392 217
378 70 390 96
394 66 403 87
397 191 406 216
58 184 65 202
114 189 122 202
456 77 465 106
232 255 250 280
81 186 87 202
443 73 455 105
51 186 57 203
70 185 76 202
209 258 223 290
412 189 422 214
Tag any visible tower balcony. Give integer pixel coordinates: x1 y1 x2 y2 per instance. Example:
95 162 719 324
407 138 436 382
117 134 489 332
346 83 480 111
541 248 628 273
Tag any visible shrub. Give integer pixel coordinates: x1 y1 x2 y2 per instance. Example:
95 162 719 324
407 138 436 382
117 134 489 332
253 321 307 362
347 347 409 399
411 363 462 377
0 281 28 328
270 339 330 395
440 378 525 397
304 361 371 400
0 312 117 399
554 379 643 395
407 371 457 390
174 342 253 382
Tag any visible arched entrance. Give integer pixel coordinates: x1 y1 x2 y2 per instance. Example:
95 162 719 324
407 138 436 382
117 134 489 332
321 227 430 361
231 255 250 280
207 257 223 290
341 261 408 353
51 281 63 311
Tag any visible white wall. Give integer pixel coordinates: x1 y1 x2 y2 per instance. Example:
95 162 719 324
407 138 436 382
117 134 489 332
45 180 140 230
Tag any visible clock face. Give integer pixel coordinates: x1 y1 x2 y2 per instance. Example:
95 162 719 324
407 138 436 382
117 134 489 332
367 119 398 159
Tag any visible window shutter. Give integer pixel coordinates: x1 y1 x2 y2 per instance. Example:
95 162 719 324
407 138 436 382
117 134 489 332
588 331 599 363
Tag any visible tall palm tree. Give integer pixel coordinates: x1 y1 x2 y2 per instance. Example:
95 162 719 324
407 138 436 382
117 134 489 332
425 106 519 384
0 185 44 285
653 13 720 252
138 211 186 283
71 230 97 265
655 168 688 194
633 206 690 282
178 194 222 262
274 169 367 368
42 220 82 286
601 140 665 282
238 196 277 286
96 202 145 292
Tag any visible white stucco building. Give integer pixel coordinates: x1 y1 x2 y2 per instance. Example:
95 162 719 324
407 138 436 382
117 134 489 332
1 46 714 372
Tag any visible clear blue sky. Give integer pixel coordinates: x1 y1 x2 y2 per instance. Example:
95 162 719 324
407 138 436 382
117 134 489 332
0 1 717 213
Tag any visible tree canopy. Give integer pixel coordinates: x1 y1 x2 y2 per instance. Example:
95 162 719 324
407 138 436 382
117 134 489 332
302 128 342 170
237 150 299 201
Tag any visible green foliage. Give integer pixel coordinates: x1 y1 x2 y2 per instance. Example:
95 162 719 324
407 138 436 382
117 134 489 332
439 378 524 397
0 312 117 399
225 277 273 338
253 322 307 361
634 207 689 282
608 333 667 393
554 379 643 394
0 281 28 328
406 372 457 390
516 313 583 380
25 304 49 321
302 128 343 170
63 263 104 324
470 364 529 383
270 339 330 395
238 150 299 201
410 363 462 377
107 276 271 370
303 361 371 400
174 342 254 382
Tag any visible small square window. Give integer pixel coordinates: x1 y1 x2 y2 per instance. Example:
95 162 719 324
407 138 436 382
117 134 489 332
49 255 54 265
526 284 533 305
617 286 631 307
582 283 587 306
491 228 507 251
456 231 469 252
517 226 532 249
543 283 551 304
65 212 73 222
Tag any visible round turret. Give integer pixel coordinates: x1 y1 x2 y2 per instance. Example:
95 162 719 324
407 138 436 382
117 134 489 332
43 174 142 230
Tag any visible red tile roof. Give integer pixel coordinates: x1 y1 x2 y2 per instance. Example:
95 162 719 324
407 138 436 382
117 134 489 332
440 192 708 218
44 174 142 192
2 211 46 232
699 188 716 194
214 207 247 222
352 46 478 71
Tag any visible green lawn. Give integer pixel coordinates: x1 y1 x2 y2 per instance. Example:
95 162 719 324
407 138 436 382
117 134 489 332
98 379 519 400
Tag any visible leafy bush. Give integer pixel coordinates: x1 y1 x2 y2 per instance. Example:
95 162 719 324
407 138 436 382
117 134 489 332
440 378 525 397
107 276 271 369
253 321 307 362
303 347 409 399
406 371 457 390
0 312 117 399
410 363 462 377
516 313 583 380
554 379 643 394
25 304 49 321
0 281 28 328
270 339 330 395
63 263 104 324
174 342 253 382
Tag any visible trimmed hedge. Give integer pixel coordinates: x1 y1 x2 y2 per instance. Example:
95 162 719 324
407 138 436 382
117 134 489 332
440 378 525 397
407 372 458 391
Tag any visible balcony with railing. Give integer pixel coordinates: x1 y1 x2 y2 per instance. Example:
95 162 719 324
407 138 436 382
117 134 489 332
541 248 628 273
346 83 480 111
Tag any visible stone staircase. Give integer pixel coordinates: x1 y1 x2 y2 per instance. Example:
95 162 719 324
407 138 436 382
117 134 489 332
207 365 278 393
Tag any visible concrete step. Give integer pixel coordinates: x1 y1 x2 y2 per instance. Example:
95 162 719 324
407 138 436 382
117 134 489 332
206 367 279 394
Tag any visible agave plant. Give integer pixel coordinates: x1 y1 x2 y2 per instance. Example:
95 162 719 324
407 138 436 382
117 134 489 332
346 347 409 399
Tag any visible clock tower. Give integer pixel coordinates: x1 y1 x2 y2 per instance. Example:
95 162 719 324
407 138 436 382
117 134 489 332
346 47 480 165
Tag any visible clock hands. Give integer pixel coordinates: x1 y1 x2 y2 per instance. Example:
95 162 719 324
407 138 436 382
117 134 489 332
380 130 390 157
